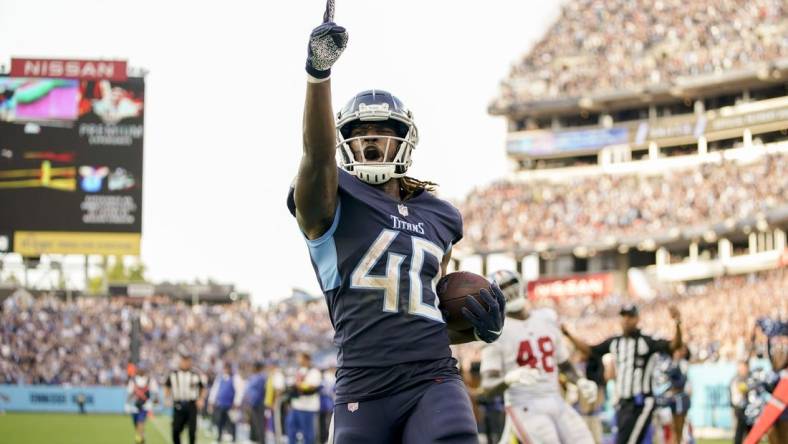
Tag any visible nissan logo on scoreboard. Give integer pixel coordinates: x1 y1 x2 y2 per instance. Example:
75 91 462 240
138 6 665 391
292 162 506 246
10 58 127 81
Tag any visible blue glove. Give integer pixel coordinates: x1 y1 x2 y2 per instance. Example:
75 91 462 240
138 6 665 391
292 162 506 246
461 283 506 343
305 22 348 79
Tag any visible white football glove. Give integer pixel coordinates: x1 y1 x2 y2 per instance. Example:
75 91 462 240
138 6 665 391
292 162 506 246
504 367 542 387
124 403 138 414
576 378 598 404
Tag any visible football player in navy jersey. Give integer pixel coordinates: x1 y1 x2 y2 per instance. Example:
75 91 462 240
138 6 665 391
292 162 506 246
286 9 506 444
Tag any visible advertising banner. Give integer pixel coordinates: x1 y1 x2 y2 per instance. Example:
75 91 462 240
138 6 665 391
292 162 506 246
10 58 127 82
507 99 788 158
0 385 127 413
0 384 164 414
507 127 629 156
527 272 614 300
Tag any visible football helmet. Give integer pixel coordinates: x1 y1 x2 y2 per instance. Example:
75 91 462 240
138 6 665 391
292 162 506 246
488 269 526 313
336 89 418 185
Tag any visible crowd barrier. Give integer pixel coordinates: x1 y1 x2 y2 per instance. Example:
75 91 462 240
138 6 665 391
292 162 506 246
0 384 164 414
1 360 775 427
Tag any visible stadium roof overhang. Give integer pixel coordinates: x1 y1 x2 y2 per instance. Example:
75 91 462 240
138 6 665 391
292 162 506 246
491 58 788 119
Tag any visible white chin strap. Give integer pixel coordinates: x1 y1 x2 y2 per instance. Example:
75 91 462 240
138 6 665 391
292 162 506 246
353 164 399 185
506 297 526 313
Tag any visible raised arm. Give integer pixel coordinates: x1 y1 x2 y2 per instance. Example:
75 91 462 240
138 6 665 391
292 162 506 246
295 17 348 240
668 305 683 352
561 324 593 357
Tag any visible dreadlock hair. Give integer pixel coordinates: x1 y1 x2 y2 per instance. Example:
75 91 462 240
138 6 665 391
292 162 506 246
400 176 438 200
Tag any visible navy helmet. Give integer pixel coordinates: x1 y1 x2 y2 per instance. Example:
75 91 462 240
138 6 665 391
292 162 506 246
336 90 419 185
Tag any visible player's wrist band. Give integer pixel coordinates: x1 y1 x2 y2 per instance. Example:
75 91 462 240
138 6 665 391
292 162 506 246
307 73 331 83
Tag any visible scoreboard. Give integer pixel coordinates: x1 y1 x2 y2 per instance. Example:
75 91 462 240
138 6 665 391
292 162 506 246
0 58 144 256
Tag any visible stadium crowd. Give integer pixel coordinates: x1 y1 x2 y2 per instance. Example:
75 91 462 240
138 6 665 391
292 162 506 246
461 153 788 252
565 269 787 363
0 296 333 386
2 269 783 386
495 0 788 104
451 269 787 377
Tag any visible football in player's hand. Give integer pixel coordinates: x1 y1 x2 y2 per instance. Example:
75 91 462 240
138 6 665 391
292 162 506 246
437 271 490 331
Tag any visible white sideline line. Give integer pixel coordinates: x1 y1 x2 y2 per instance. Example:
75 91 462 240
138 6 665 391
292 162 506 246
150 416 172 444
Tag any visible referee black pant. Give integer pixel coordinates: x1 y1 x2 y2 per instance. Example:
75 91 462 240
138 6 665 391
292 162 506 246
172 400 198 444
733 407 751 444
616 397 656 444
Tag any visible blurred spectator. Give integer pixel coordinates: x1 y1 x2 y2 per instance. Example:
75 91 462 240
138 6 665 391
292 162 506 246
285 352 322 444
243 361 268 444
493 0 787 105
208 361 244 443
730 360 751 444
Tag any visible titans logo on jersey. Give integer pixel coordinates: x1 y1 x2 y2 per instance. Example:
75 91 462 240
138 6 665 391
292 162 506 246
288 168 463 403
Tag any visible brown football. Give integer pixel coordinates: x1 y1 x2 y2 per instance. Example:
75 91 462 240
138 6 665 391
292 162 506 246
437 271 490 332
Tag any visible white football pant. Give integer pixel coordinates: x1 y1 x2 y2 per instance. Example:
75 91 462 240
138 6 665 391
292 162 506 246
500 395 595 444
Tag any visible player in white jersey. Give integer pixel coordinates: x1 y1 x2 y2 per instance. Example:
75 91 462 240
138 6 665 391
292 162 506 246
480 270 597 444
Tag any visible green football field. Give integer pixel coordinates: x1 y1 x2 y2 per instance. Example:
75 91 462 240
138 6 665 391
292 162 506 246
0 412 215 444
0 412 734 444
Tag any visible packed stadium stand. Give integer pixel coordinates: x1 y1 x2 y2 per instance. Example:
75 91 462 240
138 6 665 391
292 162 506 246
0 294 333 386
492 0 787 104
569 269 786 362
454 0 788 306
463 151 787 253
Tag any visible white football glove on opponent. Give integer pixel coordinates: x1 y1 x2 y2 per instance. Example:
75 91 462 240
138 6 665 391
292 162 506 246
504 367 543 387
576 378 598 404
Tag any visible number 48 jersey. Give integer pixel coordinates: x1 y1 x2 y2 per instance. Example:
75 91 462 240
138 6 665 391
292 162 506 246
287 168 463 403
480 308 570 403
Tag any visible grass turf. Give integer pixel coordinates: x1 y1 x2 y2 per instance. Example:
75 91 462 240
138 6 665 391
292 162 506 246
0 412 739 444
0 412 215 444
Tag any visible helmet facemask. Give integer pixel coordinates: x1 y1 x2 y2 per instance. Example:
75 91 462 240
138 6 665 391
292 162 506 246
489 269 527 314
336 99 419 185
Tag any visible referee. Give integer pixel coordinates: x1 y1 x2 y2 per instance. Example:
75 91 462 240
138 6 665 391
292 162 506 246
164 353 206 444
562 304 683 444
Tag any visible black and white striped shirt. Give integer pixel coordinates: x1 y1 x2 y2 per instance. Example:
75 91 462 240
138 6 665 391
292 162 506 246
590 330 671 401
165 369 206 402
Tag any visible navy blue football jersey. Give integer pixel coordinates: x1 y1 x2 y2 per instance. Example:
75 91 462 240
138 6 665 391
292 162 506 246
288 168 463 403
